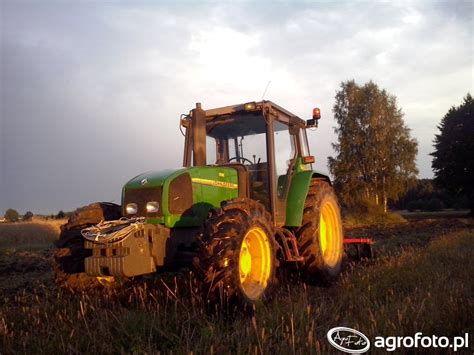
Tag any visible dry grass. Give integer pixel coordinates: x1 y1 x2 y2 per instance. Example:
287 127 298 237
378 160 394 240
343 211 407 229
0 219 64 297
0 219 64 252
0 220 472 354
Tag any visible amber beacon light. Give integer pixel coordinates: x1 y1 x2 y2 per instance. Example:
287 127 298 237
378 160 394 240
313 107 321 119
306 107 321 128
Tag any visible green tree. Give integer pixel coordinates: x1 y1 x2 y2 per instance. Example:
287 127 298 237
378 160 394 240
328 80 418 212
431 93 474 214
23 211 34 221
4 208 20 222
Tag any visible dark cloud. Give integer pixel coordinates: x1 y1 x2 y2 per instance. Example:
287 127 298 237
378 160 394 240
1 1 472 214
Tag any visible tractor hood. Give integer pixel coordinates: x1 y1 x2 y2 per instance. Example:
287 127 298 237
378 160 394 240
123 168 186 189
121 166 240 228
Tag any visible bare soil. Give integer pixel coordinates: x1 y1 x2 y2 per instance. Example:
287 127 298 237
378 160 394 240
0 217 472 353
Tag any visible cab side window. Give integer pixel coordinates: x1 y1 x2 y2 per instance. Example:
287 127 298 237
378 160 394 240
274 121 296 199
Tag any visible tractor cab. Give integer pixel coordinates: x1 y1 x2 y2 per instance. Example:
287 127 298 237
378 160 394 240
181 101 319 226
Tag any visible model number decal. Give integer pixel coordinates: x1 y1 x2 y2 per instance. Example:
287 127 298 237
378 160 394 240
191 178 238 189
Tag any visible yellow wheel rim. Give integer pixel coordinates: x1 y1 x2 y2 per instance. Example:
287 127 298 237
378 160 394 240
96 276 115 287
319 199 342 267
239 226 272 300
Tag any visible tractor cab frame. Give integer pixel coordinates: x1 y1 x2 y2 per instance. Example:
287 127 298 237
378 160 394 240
180 101 317 226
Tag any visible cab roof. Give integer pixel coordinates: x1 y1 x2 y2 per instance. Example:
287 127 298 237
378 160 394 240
200 100 306 127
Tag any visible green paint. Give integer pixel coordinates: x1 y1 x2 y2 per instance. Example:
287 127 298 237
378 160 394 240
124 168 186 189
122 166 239 228
285 170 313 227
294 157 310 173
174 167 239 227
122 163 330 228
284 167 331 227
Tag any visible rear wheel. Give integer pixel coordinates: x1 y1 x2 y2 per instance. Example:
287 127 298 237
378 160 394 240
194 198 277 308
53 202 121 289
296 179 343 283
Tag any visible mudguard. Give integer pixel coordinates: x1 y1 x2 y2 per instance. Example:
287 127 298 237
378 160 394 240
285 170 331 227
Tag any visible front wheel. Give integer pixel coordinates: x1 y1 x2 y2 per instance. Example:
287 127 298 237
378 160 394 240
53 202 122 289
194 198 277 308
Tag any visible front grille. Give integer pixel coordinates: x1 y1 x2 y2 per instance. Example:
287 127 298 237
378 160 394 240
123 187 163 217
168 173 193 214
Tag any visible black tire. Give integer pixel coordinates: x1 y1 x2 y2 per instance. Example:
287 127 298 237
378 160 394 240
296 179 344 283
53 202 121 289
194 198 277 309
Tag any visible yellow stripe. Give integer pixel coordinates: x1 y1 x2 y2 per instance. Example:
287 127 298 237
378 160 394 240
192 177 238 190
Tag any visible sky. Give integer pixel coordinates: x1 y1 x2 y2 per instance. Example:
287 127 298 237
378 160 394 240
1 0 472 215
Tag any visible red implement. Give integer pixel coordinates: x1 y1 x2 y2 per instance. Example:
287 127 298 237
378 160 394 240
343 237 375 259
344 238 375 245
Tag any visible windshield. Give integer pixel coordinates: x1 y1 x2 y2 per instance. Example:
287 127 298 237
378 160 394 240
206 112 266 139
206 113 287 165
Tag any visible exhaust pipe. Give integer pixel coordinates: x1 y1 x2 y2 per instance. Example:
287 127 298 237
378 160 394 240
192 102 207 166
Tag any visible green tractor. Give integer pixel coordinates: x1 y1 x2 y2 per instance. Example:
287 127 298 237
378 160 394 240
54 101 344 304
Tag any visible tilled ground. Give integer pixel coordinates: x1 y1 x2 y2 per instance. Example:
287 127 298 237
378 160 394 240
348 217 472 238
1 217 472 354
0 250 54 296
1 217 471 297
346 217 473 247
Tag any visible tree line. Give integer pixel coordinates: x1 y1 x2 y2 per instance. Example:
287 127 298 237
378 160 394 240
2 209 70 223
328 80 472 215
393 178 468 212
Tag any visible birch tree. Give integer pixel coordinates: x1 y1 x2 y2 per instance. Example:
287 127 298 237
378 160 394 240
328 80 418 212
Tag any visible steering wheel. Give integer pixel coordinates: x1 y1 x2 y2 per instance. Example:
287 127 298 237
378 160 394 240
228 156 254 165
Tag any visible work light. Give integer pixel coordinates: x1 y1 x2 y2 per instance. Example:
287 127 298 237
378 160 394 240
146 201 159 213
125 203 138 215
244 102 257 111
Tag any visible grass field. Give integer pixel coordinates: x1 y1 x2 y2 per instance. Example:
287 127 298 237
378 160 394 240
0 217 472 354
0 218 63 251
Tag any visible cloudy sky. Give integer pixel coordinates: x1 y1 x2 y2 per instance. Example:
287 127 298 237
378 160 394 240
1 0 472 214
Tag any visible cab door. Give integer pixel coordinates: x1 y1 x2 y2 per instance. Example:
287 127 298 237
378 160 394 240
272 120 298 226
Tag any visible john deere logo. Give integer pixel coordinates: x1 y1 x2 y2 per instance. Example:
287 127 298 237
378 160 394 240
327 327 370 353
140 178 148 185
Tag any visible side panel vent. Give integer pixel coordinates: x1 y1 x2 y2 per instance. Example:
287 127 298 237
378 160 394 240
168 173 193 214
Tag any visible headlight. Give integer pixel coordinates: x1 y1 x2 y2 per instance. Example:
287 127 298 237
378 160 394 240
146 201 159 213
126 203 138 215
